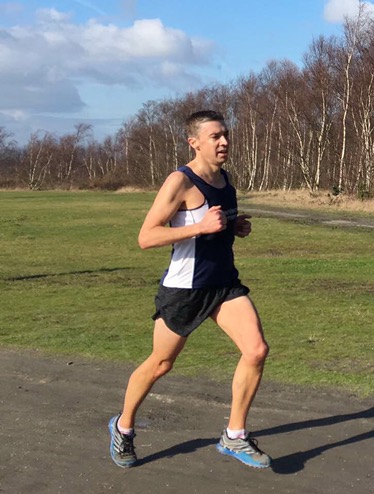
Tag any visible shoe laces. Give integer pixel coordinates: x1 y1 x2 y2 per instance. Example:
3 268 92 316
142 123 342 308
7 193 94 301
119 432 136 456
242 434 265 455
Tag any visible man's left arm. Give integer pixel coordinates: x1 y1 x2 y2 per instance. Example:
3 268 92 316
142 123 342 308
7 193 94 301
224 171 252 238
235 214 252 238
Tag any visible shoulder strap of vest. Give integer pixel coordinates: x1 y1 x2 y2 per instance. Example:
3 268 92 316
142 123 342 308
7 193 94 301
220 168 229 185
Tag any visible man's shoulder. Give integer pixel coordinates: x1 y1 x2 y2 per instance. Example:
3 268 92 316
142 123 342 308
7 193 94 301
163 168 193 189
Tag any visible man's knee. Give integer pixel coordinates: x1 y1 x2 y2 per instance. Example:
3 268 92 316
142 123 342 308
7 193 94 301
242 341 269 366
152 358 174 380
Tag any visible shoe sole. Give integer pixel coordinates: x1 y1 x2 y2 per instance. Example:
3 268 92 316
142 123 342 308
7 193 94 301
216 443 271 469
108 416 137 469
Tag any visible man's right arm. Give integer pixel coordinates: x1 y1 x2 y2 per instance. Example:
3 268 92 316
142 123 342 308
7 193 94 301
138 172 227 249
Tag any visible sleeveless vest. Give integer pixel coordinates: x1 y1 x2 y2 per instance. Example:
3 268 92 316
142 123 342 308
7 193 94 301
161 165 239 288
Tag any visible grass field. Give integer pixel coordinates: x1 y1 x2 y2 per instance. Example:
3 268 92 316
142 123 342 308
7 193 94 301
0 190 373 397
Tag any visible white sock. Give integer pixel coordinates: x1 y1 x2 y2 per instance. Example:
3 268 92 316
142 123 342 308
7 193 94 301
117 419 134 436
226 427 247 439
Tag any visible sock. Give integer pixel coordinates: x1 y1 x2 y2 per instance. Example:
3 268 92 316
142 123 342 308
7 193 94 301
117 418 134 436
226 427 247 439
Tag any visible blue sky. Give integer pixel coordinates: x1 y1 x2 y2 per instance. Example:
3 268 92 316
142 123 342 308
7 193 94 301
0 0 373 144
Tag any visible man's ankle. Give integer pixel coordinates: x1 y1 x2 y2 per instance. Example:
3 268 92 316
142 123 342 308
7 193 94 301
226 427 247 439
117 416 134 436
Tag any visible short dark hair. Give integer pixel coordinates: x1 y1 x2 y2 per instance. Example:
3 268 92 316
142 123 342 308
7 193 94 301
185 110 225 138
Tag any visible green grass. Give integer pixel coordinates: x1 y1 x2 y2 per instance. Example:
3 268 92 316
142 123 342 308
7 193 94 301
0 190 373 397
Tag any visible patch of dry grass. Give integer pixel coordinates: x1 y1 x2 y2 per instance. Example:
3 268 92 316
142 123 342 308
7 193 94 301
240 189 374 213
114 186 155 193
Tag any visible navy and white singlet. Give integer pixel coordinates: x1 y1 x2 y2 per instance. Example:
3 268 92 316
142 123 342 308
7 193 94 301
161 165 239 289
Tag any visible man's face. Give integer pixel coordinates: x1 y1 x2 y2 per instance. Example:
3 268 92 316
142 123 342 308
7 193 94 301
189 119 229 166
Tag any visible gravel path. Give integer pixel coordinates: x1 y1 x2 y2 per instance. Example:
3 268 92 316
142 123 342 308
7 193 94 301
1 348 373 494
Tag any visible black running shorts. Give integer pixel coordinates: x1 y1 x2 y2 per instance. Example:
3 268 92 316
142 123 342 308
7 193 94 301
152 280 250 337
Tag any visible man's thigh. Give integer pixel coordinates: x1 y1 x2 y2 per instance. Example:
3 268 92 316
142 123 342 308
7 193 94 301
152 317 187 361
210 296 267 353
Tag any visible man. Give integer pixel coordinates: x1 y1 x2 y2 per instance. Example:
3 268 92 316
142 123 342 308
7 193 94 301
109 110 271 469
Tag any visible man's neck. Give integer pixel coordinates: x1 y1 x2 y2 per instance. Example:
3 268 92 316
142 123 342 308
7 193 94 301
187 159 224 187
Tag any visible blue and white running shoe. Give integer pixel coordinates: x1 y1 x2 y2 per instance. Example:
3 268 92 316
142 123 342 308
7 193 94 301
216 430 271 468
108 415 137 468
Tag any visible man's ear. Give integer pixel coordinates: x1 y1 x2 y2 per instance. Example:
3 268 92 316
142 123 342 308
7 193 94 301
188 137 199 151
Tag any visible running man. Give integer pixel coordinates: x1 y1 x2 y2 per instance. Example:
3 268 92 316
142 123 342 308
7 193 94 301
109 110 271 469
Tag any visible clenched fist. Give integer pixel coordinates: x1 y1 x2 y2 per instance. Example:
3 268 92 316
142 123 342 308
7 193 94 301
200 205 227 234
235 214 252 237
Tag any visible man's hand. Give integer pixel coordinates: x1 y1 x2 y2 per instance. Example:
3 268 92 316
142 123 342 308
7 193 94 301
235 214 252 237
200 205 227 234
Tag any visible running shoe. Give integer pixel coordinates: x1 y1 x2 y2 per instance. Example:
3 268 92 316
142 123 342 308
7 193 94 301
108 415 137 468
216 430 271 468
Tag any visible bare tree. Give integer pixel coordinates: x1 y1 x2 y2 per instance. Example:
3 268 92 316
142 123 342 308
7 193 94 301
303 36 335 190
20 131 56 189
349 11 374 194
0 127 19 187
53 123 92 186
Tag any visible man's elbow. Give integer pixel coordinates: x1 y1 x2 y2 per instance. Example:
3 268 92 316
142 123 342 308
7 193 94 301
138 233 150 249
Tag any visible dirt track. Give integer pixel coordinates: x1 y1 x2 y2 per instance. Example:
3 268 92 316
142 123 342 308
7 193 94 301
242 205 374 229
1 347 373 494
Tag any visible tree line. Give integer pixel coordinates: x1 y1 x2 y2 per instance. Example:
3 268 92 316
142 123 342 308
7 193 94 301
1 7 374 197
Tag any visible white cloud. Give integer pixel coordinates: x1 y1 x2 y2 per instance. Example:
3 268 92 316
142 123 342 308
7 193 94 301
1 109 27 121
324 0 374 23
0 8 215 120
